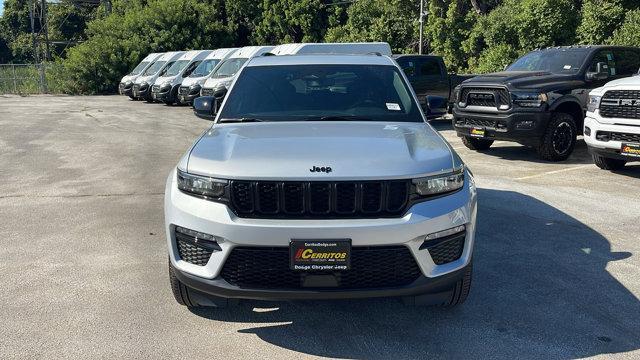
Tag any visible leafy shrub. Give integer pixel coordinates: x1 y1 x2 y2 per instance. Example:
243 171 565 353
576 0 626 45
608 10 640 47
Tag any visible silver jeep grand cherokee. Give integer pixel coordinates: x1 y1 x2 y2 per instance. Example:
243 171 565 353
164 52 478 308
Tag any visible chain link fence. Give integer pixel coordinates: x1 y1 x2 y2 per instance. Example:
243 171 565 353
0 63 65 94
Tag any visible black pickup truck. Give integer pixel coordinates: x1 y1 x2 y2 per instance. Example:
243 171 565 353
452 45 640 161
394 55 475 119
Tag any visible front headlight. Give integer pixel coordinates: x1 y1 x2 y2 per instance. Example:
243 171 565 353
454 86 461 103
512 92 547 107
177 169 228 198
587 95 601 113
413 167 465 196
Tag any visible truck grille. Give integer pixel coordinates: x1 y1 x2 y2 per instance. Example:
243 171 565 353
152 85 160 93
455 117 496 128
133 84 140 92
178 86 189 95
201 88 214 96
461 87 510 109
600 90 640 119
220 246 421 289
230 180 410 219
597 131 640 143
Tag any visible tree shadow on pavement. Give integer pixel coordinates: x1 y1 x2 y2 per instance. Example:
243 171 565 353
190 189 639 359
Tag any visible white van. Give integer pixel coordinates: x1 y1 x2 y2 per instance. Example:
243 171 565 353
200 46 274 97
119 52 163 99
177 48 238 105
133 51 185 101
151 50 213 105
269 42 392 56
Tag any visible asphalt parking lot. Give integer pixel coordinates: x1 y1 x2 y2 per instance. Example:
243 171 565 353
1 95 639 359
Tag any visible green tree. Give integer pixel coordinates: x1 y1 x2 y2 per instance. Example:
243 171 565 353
576 0 625 45
608 10 640 47
325 0 418 53
253 0 327 44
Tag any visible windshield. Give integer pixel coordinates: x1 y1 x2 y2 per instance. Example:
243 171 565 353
165 60 190 77
507 48 590 74
211 58 248 79
218 64 422 123
130 61 150 75
143 61 166 76
190 59 221 77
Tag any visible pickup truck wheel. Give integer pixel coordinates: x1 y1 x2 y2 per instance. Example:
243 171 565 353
443 260 473 308
462 136 494 151
537 112 577 161
592 153 626 170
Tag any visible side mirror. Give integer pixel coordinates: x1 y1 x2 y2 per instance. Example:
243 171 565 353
586 62 609 81
425 95 448 120
212 85 228 114
193 96 215 120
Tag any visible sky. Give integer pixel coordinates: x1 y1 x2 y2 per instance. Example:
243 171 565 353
0 0 4 16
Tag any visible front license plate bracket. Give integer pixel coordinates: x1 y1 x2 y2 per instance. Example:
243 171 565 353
290 239 351 271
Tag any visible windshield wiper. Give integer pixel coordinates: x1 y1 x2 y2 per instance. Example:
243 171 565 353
217 117 265 123
303 115 372 122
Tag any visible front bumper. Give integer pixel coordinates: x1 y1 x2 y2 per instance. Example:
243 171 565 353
119 82 133 96
178 86 201 104
164 169 478 300
584 114 640 161
132 84 151 100
453 107 550 146
151 84 175 102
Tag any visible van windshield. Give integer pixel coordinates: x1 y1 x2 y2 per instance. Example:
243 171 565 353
211 58 248 79
219 64 423 123
507 48 590 74
190 59 221 78
130 61 150 75
143 61 166 76
165 60 190 77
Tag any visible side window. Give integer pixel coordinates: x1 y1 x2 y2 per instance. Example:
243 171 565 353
419 58 442 77
398 60 417 77
613 49 640 76
183 61 200 78
160 61 175 76
588 50 616 76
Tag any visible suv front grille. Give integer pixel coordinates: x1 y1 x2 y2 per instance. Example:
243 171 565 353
230 180 410 219
461 87 510 109
600 90 640 119
220 246 421 289
178 86 189 95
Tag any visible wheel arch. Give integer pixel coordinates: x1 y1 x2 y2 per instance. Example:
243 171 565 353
549 99 585 134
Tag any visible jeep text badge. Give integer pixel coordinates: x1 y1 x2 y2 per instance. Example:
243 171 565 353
310 166 332 173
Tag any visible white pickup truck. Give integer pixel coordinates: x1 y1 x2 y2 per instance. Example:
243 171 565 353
585 74 640 170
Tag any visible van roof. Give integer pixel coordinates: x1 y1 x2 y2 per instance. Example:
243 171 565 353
204 48 238 60
228 46 275 59
269 42 392 56
247 54 396 67
142 52 163 62
177 50 212 61
158 51 185 61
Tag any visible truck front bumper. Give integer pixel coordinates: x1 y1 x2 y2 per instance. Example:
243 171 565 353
164 169 478 301
453 107 550 146
584 115 640 162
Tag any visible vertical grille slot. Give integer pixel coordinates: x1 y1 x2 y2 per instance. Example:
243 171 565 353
309 183 331 214
335 182 357 214
386 181 409 212
282 182 304 214
256 182 279 214
231 181 254 213
361 182 383 213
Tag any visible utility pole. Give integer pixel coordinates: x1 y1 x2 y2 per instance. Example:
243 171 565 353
418 0 428 54
29 1 39 64
41 0 50 61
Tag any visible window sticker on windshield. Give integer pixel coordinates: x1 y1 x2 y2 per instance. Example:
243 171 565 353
611 68 616 76
607 53 613 61
563 65 572 70
386 103 401 111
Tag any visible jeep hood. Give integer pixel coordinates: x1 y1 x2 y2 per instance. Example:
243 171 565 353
186 122 455 180
463 71 583 91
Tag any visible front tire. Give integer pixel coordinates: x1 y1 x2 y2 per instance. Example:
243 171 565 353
537 112 577 161
443 260 472 308
462 136 494 151
592 153 626 170
169 262 200 307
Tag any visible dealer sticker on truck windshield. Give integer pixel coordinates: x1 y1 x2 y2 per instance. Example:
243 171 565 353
290 239 351 271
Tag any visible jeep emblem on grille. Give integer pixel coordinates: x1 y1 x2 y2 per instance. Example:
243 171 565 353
310 166 332 173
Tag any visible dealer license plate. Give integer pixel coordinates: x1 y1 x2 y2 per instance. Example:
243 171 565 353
621 143 640 158
470 127 485 137
290 239 351 271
